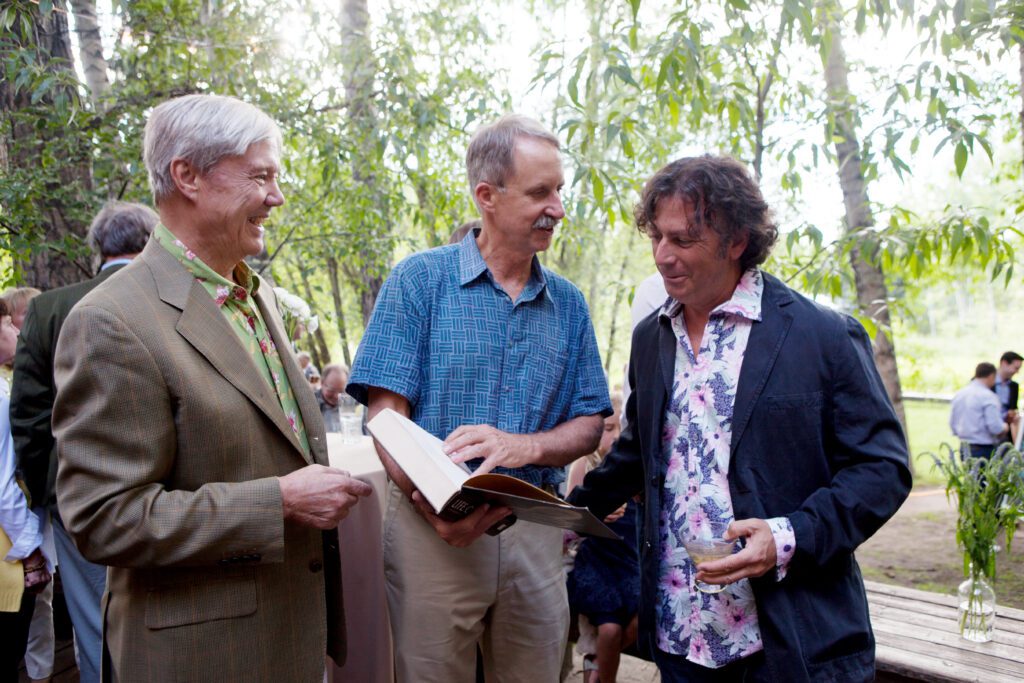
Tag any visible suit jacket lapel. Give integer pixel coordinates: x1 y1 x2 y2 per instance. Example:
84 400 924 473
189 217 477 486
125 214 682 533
143 241 309 461
731 275 794 455
658 314 676 399
254 287 324 466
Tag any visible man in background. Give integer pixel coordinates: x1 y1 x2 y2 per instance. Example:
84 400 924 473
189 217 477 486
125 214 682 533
994 351 1021 445
316 364 350 433
951 362 1009 460
12 201 156 683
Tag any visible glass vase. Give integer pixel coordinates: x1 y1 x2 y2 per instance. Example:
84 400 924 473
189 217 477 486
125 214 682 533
957 566 996 643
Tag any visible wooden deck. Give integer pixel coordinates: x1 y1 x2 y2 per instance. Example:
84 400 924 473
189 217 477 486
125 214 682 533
867 580 1024 682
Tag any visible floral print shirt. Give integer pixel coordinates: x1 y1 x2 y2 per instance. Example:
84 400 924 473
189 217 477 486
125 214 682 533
153 224 310 456
656 269 796 668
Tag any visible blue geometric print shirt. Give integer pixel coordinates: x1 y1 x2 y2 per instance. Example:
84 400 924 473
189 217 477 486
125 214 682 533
348 230 612 487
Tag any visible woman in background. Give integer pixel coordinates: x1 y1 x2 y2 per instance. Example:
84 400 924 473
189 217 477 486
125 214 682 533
0 298 52 681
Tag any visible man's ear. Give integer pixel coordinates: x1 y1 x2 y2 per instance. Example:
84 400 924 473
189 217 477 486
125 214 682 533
474 181 498 212
727 232 749 262
169 158 201 202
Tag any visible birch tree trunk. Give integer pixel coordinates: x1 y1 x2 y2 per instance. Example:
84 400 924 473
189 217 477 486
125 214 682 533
69 0 109 109
821 9 910 447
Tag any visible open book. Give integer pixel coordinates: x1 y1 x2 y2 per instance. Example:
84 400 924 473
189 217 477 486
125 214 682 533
366 408 618 539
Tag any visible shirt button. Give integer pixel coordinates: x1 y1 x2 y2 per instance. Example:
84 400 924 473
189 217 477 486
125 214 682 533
309 559 323 573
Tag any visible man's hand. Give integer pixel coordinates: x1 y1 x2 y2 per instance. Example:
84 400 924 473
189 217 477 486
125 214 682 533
443 424 538 475
1008 409 1019 425
410 490 513 548
695 518 777 587
278 464 373 529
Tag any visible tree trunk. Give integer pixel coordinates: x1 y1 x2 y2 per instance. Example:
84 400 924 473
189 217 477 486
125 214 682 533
822 10 910 453
296 266 332 366
200 0 223 90
327 256 353 367
748 16 786 181
69 0 109 109
341 0 388 324
0 0 93 289
604 252 630 375
1019 42 1023 174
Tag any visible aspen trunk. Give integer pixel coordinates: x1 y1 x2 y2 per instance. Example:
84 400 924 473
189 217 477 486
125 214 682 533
69 0 109 108
822 10 910 455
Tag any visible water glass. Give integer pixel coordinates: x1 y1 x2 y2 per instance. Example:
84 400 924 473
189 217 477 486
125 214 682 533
340 413 362 444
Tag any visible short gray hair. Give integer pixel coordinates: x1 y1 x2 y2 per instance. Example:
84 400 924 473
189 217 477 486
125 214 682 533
87 201 158 258
466 115 559 197
144 94 283 203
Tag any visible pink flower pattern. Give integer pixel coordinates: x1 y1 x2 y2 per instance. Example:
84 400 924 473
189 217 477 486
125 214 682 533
154 223 310 452
655 269 776 668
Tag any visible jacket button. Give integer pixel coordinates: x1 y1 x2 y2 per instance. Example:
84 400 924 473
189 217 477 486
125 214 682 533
309 559 323 573
650 475 659 485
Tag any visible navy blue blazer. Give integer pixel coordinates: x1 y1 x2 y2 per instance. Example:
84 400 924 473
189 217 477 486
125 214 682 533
569 272 912 682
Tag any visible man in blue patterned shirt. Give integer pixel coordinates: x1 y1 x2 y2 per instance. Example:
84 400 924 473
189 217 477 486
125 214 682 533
348 115 611 682
569 156 911 682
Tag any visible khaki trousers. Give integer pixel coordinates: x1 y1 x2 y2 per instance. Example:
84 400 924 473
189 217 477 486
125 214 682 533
382 482 569 683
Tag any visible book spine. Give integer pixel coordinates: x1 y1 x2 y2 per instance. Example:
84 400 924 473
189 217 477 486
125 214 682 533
439 491 516 535
439 492 480 521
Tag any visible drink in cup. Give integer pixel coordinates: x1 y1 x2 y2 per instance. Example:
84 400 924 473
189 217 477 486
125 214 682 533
683 528 739 594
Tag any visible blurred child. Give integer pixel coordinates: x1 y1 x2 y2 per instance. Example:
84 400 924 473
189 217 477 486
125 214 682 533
565 393 639 682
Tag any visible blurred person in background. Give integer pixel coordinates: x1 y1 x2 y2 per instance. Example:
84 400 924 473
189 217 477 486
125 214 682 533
1 297 53 681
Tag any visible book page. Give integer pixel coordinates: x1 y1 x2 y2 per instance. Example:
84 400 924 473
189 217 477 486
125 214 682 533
399 418 472 485
366 409 471 515
465 473 568 505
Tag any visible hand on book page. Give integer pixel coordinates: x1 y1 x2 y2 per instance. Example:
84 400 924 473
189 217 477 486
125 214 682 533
443 424 537 475
410 490 513 548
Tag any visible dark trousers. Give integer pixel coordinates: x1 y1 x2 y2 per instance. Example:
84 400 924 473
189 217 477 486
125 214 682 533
0 590 36 683
965 443 995 461
654 648 768 682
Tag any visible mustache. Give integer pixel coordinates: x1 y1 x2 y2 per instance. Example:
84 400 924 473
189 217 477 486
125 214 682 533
532 215 559 230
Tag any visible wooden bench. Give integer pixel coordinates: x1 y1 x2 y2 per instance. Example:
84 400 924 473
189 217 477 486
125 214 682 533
866 580 1024 682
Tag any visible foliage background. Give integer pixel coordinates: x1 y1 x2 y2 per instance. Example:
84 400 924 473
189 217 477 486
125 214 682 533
2 0 1022 471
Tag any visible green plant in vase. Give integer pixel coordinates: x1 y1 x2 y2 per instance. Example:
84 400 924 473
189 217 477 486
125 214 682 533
932 443 1024 642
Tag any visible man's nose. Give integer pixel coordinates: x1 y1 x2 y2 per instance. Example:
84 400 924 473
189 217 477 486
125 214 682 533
548 192 565 220
653 237 672 266
266 181 285 207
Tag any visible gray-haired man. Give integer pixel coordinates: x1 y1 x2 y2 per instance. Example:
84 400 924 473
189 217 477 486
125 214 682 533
50 94 370 682
350 115 611 681
12 200 157 683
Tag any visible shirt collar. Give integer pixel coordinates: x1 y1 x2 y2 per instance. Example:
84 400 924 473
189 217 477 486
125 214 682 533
152 223 260 307
659 268 764 322
457 228 549 303
100 258 133 271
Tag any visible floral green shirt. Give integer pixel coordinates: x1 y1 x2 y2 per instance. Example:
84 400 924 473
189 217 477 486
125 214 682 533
153 224 310 456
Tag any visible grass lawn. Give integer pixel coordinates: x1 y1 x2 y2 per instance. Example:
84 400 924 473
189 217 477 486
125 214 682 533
904 400 956 486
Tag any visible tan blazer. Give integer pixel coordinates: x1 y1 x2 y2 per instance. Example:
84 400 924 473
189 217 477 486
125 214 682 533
53 240 344 682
